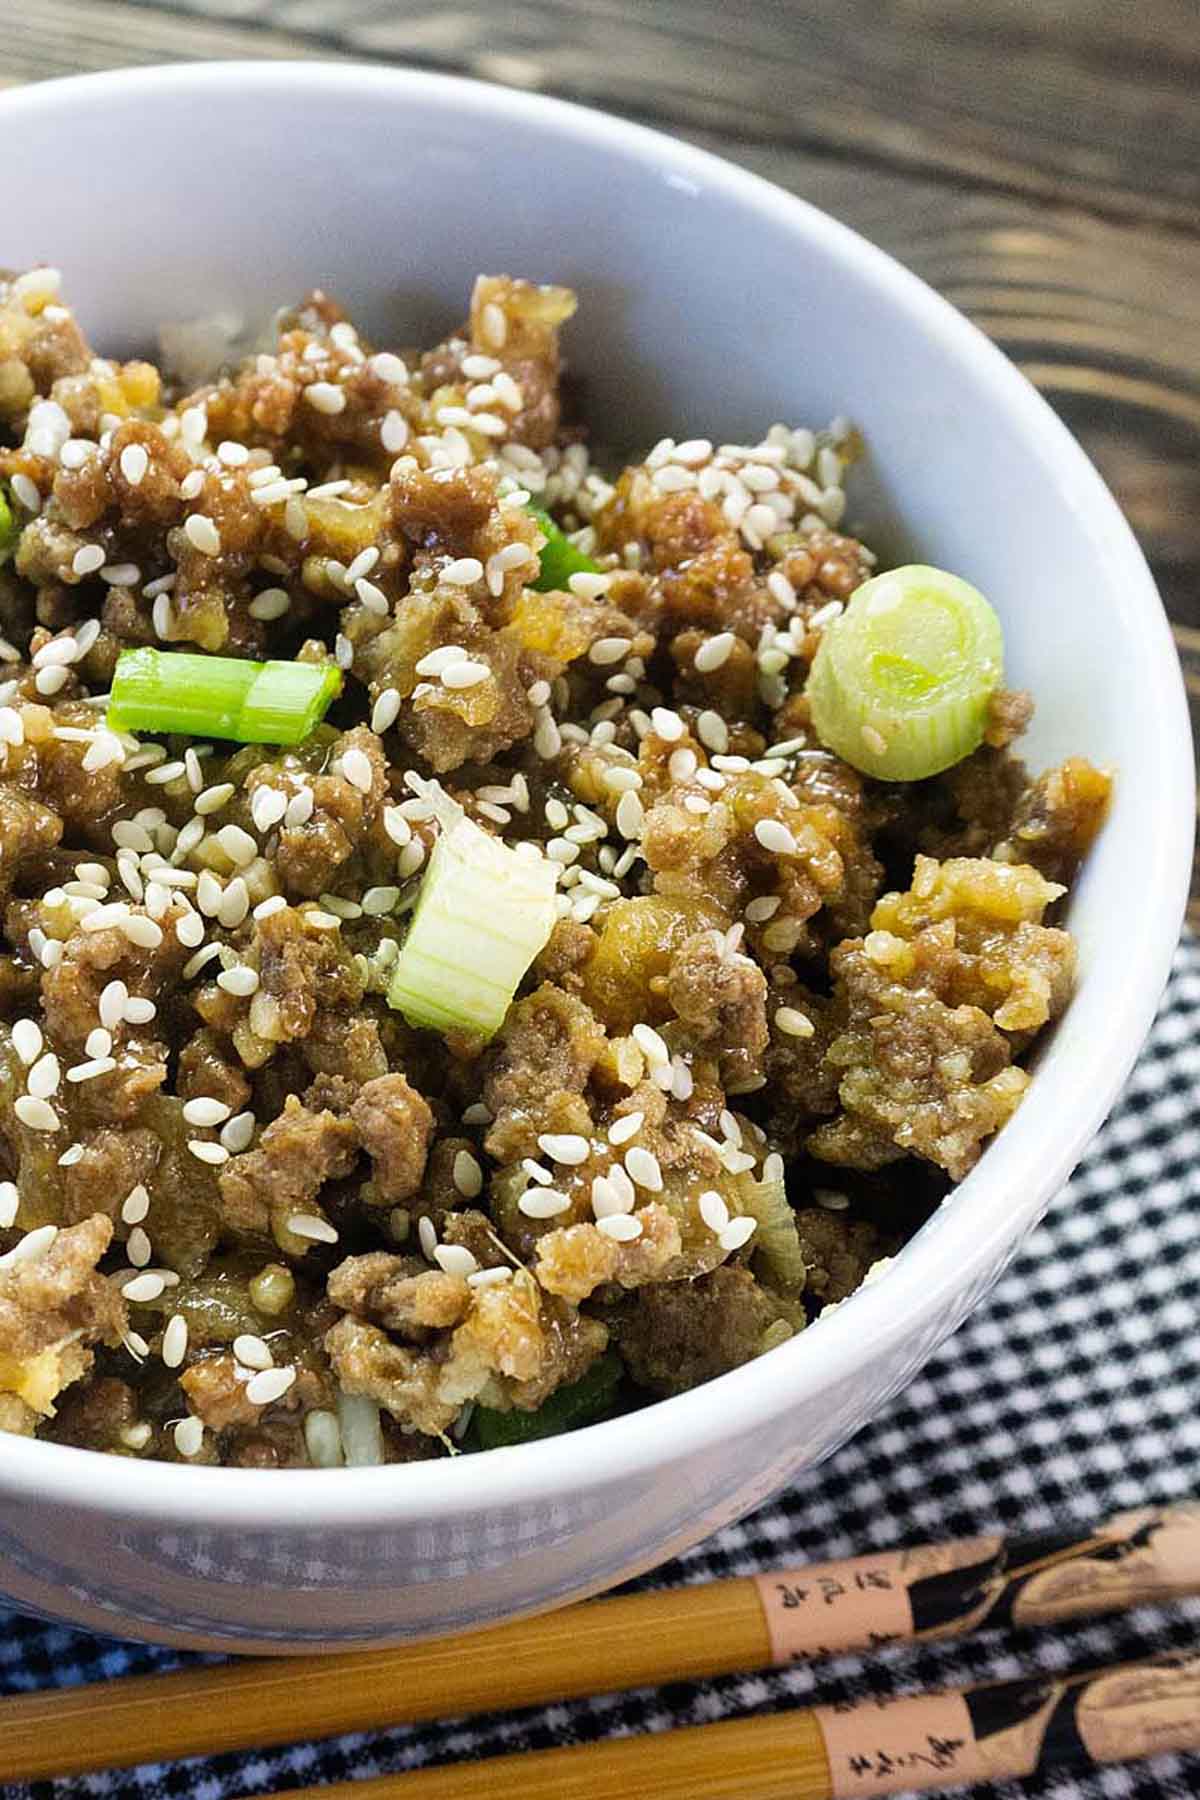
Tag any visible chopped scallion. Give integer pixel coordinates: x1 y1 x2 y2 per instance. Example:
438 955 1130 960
387 814 557 1039
107 648 342 745
470 1351 623 1449
528 506 602 592
805 564 1004 781
0 485 17 566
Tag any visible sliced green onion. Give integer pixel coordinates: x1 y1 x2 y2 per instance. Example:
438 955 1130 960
528 506 602 592
470 1351 623 1450
387 814 557 1039
736 1171 806 1293
0 485 17 566
805 565 1004 782
107 648 342 745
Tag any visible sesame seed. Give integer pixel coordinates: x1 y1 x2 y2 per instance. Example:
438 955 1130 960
195 781 235 816
588 637 632 667
285 498 308 540
246 1365 297 1406
183 514 221 556
0 1223 57 1269
121 916 163 950
176 913 206 952
371 688 401 734
230 1332 273 1371
122 1271 165 1304
526 679 552 708
304 910 341 932
615 791 644 839
217 878 250 928
35 665 69 696
537 1132 590 1167
754 818 798 856
72 544 106 577
287 1213 339 1244
441 659 490 690
221 1112 256 1153
371 351 409 385
66 1056 116 1083
355 577 389 615
632 1023 670 1067
694 632 736 673
250 587 291 621
697 710 729 753
126 1226 152 1268
607 1111 644 1146
624 1146 663 1192
10 473 40 513
174 1417 204 1458
699 1190 730 1233
285 787 315 827
182 1096 232 1127
26 1053 60 1099
11 1019 42 1065
305 382 346 415
480 303 508 349
433 1243 479 1278
774 1005 815 1038
745 895 782 923
162 1314 189 1369
252 895 287 923
188 1139 230 1166
518 1187 570 1219
361 885 401 918
453 1149 484 1198
251 786 288 832
468 1266 513 1290
341 748 374 793
14 1096 59 1131
381 409 409 453
719 1216 757 1252
648 707 684 743
121 1184 150 1225
669 747 698 783
597 1213 643 1243
0 1182 17 1228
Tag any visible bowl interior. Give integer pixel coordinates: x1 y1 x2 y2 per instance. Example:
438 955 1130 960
0 63 1191 1520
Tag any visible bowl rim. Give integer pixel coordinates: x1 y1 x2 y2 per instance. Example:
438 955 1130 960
0 58 1192 1527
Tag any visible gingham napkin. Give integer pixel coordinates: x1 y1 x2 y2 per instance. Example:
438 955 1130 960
4 936 1198 1800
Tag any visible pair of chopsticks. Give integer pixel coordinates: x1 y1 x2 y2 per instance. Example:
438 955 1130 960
3 1503 1197 1797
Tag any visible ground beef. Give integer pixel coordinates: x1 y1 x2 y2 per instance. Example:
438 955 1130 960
614 1266 782 1397
0 267 1105 1466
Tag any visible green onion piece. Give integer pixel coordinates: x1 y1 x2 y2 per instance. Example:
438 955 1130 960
0 485 18 566
106 648 342 745
736 1171 806 1293
528 506 602 592
387 814 557 1040
805 564 1004 782
471 1351 623 1450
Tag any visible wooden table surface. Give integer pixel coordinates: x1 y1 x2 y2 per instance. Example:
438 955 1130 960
5 0 1199 910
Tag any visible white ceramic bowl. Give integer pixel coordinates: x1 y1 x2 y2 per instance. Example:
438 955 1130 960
0 62 1191 1654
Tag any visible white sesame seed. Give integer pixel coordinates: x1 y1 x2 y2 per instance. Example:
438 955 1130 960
11 1019 42 1065
71 544 106 578
370 688 401 734
669 747 699 783
0 1223 57 1269
597 1213 643 1243
632 1023 670 1067
66 1056 116 1083
173 1417 204 1458
117 442 149 488
123 1271 166 1304
182 1096 232 1127
126 1226 152 1268
221 1111 256 1153
305 382 346 415
246 1365 297 1406
699 1190 731 1233
286 1213 339 1245
370 351 409 385
285 497 308 540
124 996 156 1026
195 782 235 816
695 632 737 675
229 1332 273 1371
14 1095 59 1131
615 791 644 840
648 707 684 743
774 1005 815 1038
26 1053 60 1099
250 587 291 621
696 710 729 753
537 1132 590 1167
341 748 374 793
518 1187 571 1219
587 637 632 668
624 1145 664 1192
0 1182 17 1228
418 1216 438 1260
433 1243 479 1278
161 1314 189 1369
754 818 798 857
379 408 409 453
719 1216 757 1252
453 1149 484 1198
121 1184 151 1226
187 1138 229 1166
285 787 315 827
607 1111 644 1146
441 659 490 690
35 665 69 697
176 914 207 952
183 515 221 556
304 909 341 932
217 878 250 928
213 824 255 869
120 916 163 950
10 473 40 513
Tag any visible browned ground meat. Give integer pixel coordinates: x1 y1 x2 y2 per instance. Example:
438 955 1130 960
0 265 1109 1466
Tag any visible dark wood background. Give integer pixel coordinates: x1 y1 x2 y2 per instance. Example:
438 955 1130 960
5 0 1198 909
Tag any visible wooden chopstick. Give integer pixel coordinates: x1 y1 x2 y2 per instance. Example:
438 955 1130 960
246 1649 1200 1800
2 1502 1197 1784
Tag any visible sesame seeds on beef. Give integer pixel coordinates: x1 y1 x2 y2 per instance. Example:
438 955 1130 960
0 264 1108 1465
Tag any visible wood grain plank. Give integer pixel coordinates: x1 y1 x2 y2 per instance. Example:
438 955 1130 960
0 0 342 83
106 0 1200 230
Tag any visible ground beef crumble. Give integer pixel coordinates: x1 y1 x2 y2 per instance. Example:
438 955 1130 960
0 263 1109 1465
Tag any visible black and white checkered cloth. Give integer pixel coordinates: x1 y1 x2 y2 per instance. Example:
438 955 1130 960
3 935 1198 1800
